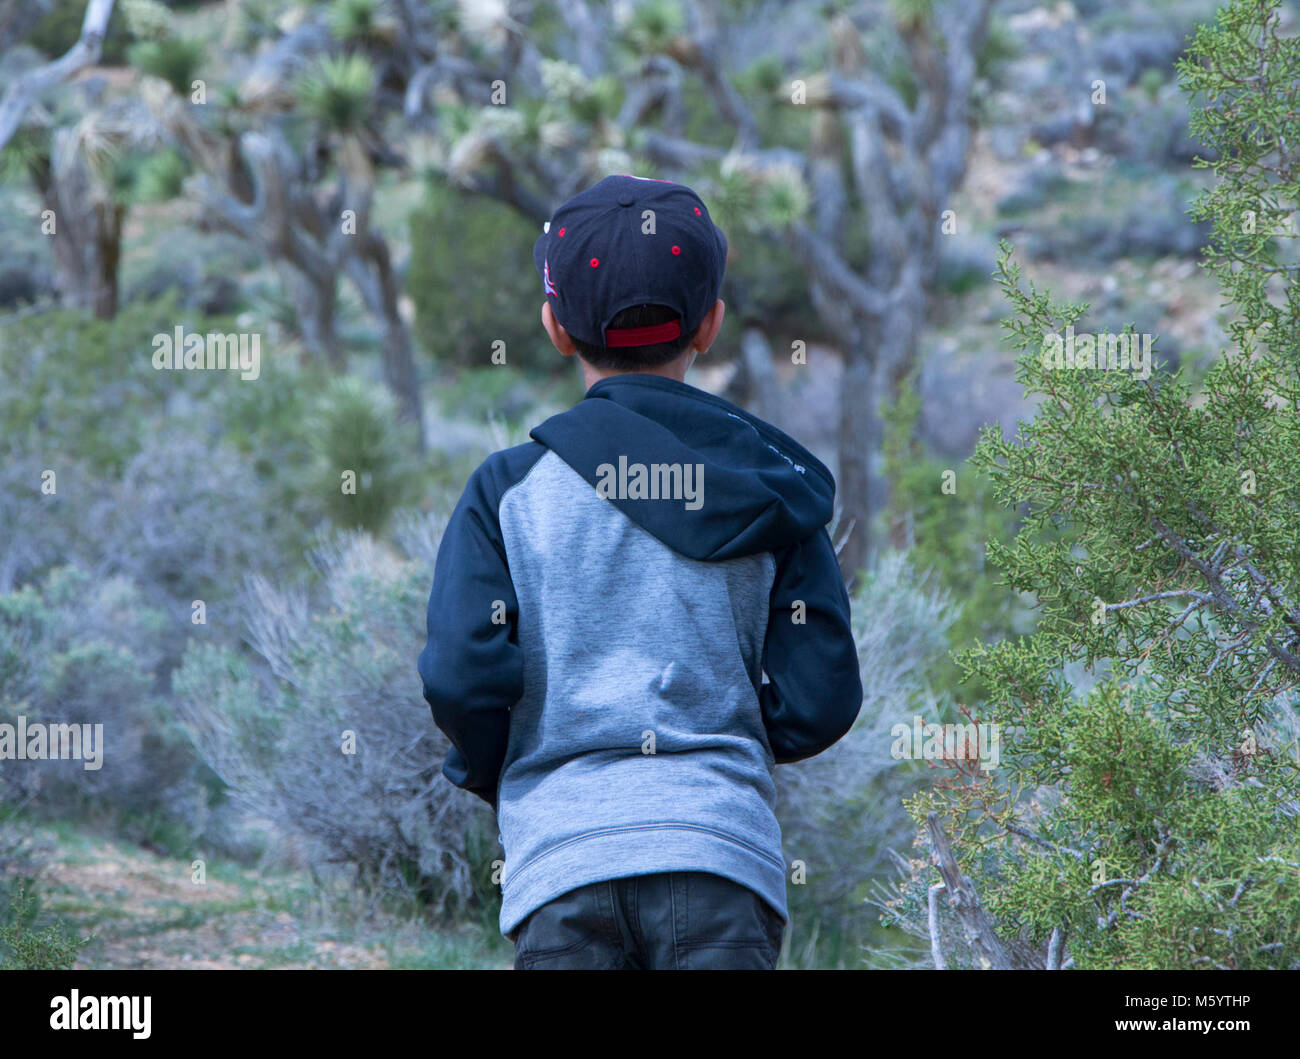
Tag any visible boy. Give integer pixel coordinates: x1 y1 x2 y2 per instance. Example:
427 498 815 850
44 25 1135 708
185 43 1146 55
418 174 863 970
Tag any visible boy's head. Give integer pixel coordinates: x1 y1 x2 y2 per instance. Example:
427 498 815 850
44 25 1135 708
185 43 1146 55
533 175 728 380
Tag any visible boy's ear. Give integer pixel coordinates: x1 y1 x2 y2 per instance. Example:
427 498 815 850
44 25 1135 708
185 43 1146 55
542 301 578 357
691 299 726 354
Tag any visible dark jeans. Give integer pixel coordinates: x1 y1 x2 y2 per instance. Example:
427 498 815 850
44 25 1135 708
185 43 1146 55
511 871 785 970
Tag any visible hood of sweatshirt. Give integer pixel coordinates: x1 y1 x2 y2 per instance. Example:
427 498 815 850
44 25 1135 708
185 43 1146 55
529 373 835 561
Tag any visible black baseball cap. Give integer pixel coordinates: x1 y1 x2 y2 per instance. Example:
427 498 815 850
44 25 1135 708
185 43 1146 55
532 174 728 352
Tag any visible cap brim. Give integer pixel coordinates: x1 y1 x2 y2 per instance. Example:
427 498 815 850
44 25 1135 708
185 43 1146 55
533 229 548 280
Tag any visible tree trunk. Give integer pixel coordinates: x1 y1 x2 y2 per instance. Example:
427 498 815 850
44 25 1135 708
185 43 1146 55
289 267 345 371
90 200 122 320
737 326 776 423
35 130 122 319
880 281 926 551
347 235 426 449
836 350 875 584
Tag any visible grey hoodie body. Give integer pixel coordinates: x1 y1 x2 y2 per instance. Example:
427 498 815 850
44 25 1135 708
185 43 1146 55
418 374 863 938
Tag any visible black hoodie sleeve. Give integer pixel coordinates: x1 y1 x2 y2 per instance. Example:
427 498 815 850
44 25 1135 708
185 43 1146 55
759 527 863 762
417 457 527 810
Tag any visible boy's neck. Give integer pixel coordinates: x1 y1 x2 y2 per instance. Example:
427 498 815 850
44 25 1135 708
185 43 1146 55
579 351 696 392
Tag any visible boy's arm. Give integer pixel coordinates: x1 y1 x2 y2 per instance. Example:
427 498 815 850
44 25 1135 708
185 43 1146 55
759 527 863 762
418 463 523 810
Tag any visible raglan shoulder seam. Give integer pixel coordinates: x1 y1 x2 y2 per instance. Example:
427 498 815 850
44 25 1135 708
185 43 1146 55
494 443 554 518
476 441 549 523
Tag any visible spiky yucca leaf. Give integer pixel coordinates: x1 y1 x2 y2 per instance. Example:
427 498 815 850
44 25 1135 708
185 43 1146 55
297 54 375 134
329 0 397 44
756 162 810 228
128 37 205 97
623 0 684 54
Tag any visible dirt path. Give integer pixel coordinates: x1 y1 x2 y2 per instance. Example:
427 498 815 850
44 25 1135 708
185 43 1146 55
34 833 390 969
15 823 513 969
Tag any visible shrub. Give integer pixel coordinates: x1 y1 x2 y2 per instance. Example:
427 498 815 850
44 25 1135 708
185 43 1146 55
0 423 292 627
408 179 561 373
884 0 1300 969
0 881 93 970
0 568 212 843
173 517 497 919
307 376 426 533
0 293 235 478
94 426 289 629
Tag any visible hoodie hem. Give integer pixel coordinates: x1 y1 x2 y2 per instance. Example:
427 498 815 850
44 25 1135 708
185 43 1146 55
499 822 789 938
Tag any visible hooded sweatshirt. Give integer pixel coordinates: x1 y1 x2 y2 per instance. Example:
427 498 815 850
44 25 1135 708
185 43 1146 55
418 373 863 938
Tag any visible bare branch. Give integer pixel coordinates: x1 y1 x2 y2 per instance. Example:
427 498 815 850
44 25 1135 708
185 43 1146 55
1108 590 1216 611
927 883 948 969
675 0 760 151
789 223 892 318
1047 925 1065 970
0 0 116 151
926 812 1013 969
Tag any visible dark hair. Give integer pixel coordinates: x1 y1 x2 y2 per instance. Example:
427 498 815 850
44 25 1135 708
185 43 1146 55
569 303 697 370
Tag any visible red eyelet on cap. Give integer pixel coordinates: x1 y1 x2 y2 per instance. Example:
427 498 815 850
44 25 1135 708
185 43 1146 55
671 245 681 255
558 227 566 236
590 257 599 267
693 207 701 215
